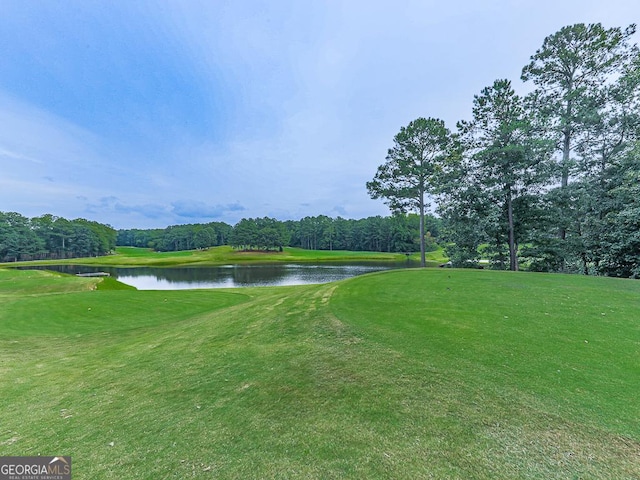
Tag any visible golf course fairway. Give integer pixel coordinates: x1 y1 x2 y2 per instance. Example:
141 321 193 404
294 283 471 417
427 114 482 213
1 267 638 478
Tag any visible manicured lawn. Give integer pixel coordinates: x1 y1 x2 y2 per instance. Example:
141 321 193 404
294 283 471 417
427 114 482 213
0 267 638 478
0 245 448 268
330 269 640 477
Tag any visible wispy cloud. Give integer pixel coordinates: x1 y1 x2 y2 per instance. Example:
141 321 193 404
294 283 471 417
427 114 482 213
171 200 246 220
0 146 42 164
80 196 248 227
114 203 171 220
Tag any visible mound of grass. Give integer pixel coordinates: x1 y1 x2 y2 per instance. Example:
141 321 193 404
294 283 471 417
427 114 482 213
0 269 249 337
0 268 100 295
95 276 137 290
0 267 638 478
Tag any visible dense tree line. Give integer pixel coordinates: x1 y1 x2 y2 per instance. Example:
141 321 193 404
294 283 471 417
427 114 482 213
0 212 116 262
229 217 290 250
286 214 440 253
117 222 232 251
370 23 640 278
117 214 441 254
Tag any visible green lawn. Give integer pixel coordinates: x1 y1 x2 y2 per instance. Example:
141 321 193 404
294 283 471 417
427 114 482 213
0 267 638 478
0 245 448 268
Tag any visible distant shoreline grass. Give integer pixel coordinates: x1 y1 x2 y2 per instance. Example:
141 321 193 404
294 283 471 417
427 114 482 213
1 267 638 478
0 245 447 268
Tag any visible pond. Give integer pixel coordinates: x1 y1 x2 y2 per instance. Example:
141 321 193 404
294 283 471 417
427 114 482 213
27 262 419 290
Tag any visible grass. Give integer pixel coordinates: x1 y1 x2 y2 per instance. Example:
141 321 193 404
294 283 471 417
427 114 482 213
0 267 638 478
0 245 448 268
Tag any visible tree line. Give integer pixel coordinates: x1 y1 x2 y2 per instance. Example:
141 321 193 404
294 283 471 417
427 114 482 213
117 214 441 254
0 211 441 261
286 214 440 253
369 23 640 277
116 222 232 252
0 212 116 262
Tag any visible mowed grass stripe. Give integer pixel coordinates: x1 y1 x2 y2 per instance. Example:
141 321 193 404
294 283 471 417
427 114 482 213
330 269 640 476
1 267 639 478
331 270 640 427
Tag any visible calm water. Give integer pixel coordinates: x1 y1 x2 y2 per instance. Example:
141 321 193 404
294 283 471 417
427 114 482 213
26 262 418 290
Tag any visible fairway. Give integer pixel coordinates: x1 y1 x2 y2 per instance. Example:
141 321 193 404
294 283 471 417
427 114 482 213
1 267 638 479
0 245 448 269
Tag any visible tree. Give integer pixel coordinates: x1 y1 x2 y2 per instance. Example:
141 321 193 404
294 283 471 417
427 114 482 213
230 217 289 251
229 218 259 250
569 50 640 273
598 145 640 277
194 227 213 249
367 117 455 266
521 23 637 240
438 167 492 267
453 79 554 270
255 217 290 250
0 212 43 261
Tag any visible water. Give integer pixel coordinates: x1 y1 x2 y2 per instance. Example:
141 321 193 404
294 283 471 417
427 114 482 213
24 262 418 290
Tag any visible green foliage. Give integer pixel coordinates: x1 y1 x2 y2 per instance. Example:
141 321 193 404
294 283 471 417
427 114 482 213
440 80 554 270
433 23 640 278
597 151 640 278
117 222 232 251
367 117 456 265
0 212 115 262
287 214 440 253
367 117 453 213
520 22 638 259
229 217 290 250
115 214 443 256
521 22 636 185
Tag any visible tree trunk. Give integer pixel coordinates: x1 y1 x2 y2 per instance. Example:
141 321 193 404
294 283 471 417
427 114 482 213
507 189 518 271
559 94 572 240
581 252 589 275
419 189 426 267
561 128 571 189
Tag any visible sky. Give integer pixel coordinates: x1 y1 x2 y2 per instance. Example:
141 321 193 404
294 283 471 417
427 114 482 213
1 1 639 229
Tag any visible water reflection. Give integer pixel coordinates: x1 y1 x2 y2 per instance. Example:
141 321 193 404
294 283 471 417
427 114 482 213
22 262 418 290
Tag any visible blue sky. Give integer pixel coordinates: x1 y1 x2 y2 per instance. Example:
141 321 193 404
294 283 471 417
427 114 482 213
1 0 638 229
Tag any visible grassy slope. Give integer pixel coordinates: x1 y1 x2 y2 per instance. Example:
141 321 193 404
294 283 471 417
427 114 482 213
0 268 638 479
0 245 447 268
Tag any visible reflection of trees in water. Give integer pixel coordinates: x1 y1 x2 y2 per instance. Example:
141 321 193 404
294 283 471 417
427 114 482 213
229 266 289 285
116 265 387 286
18 262 420 288
113 265 293 285
119 267 236 283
